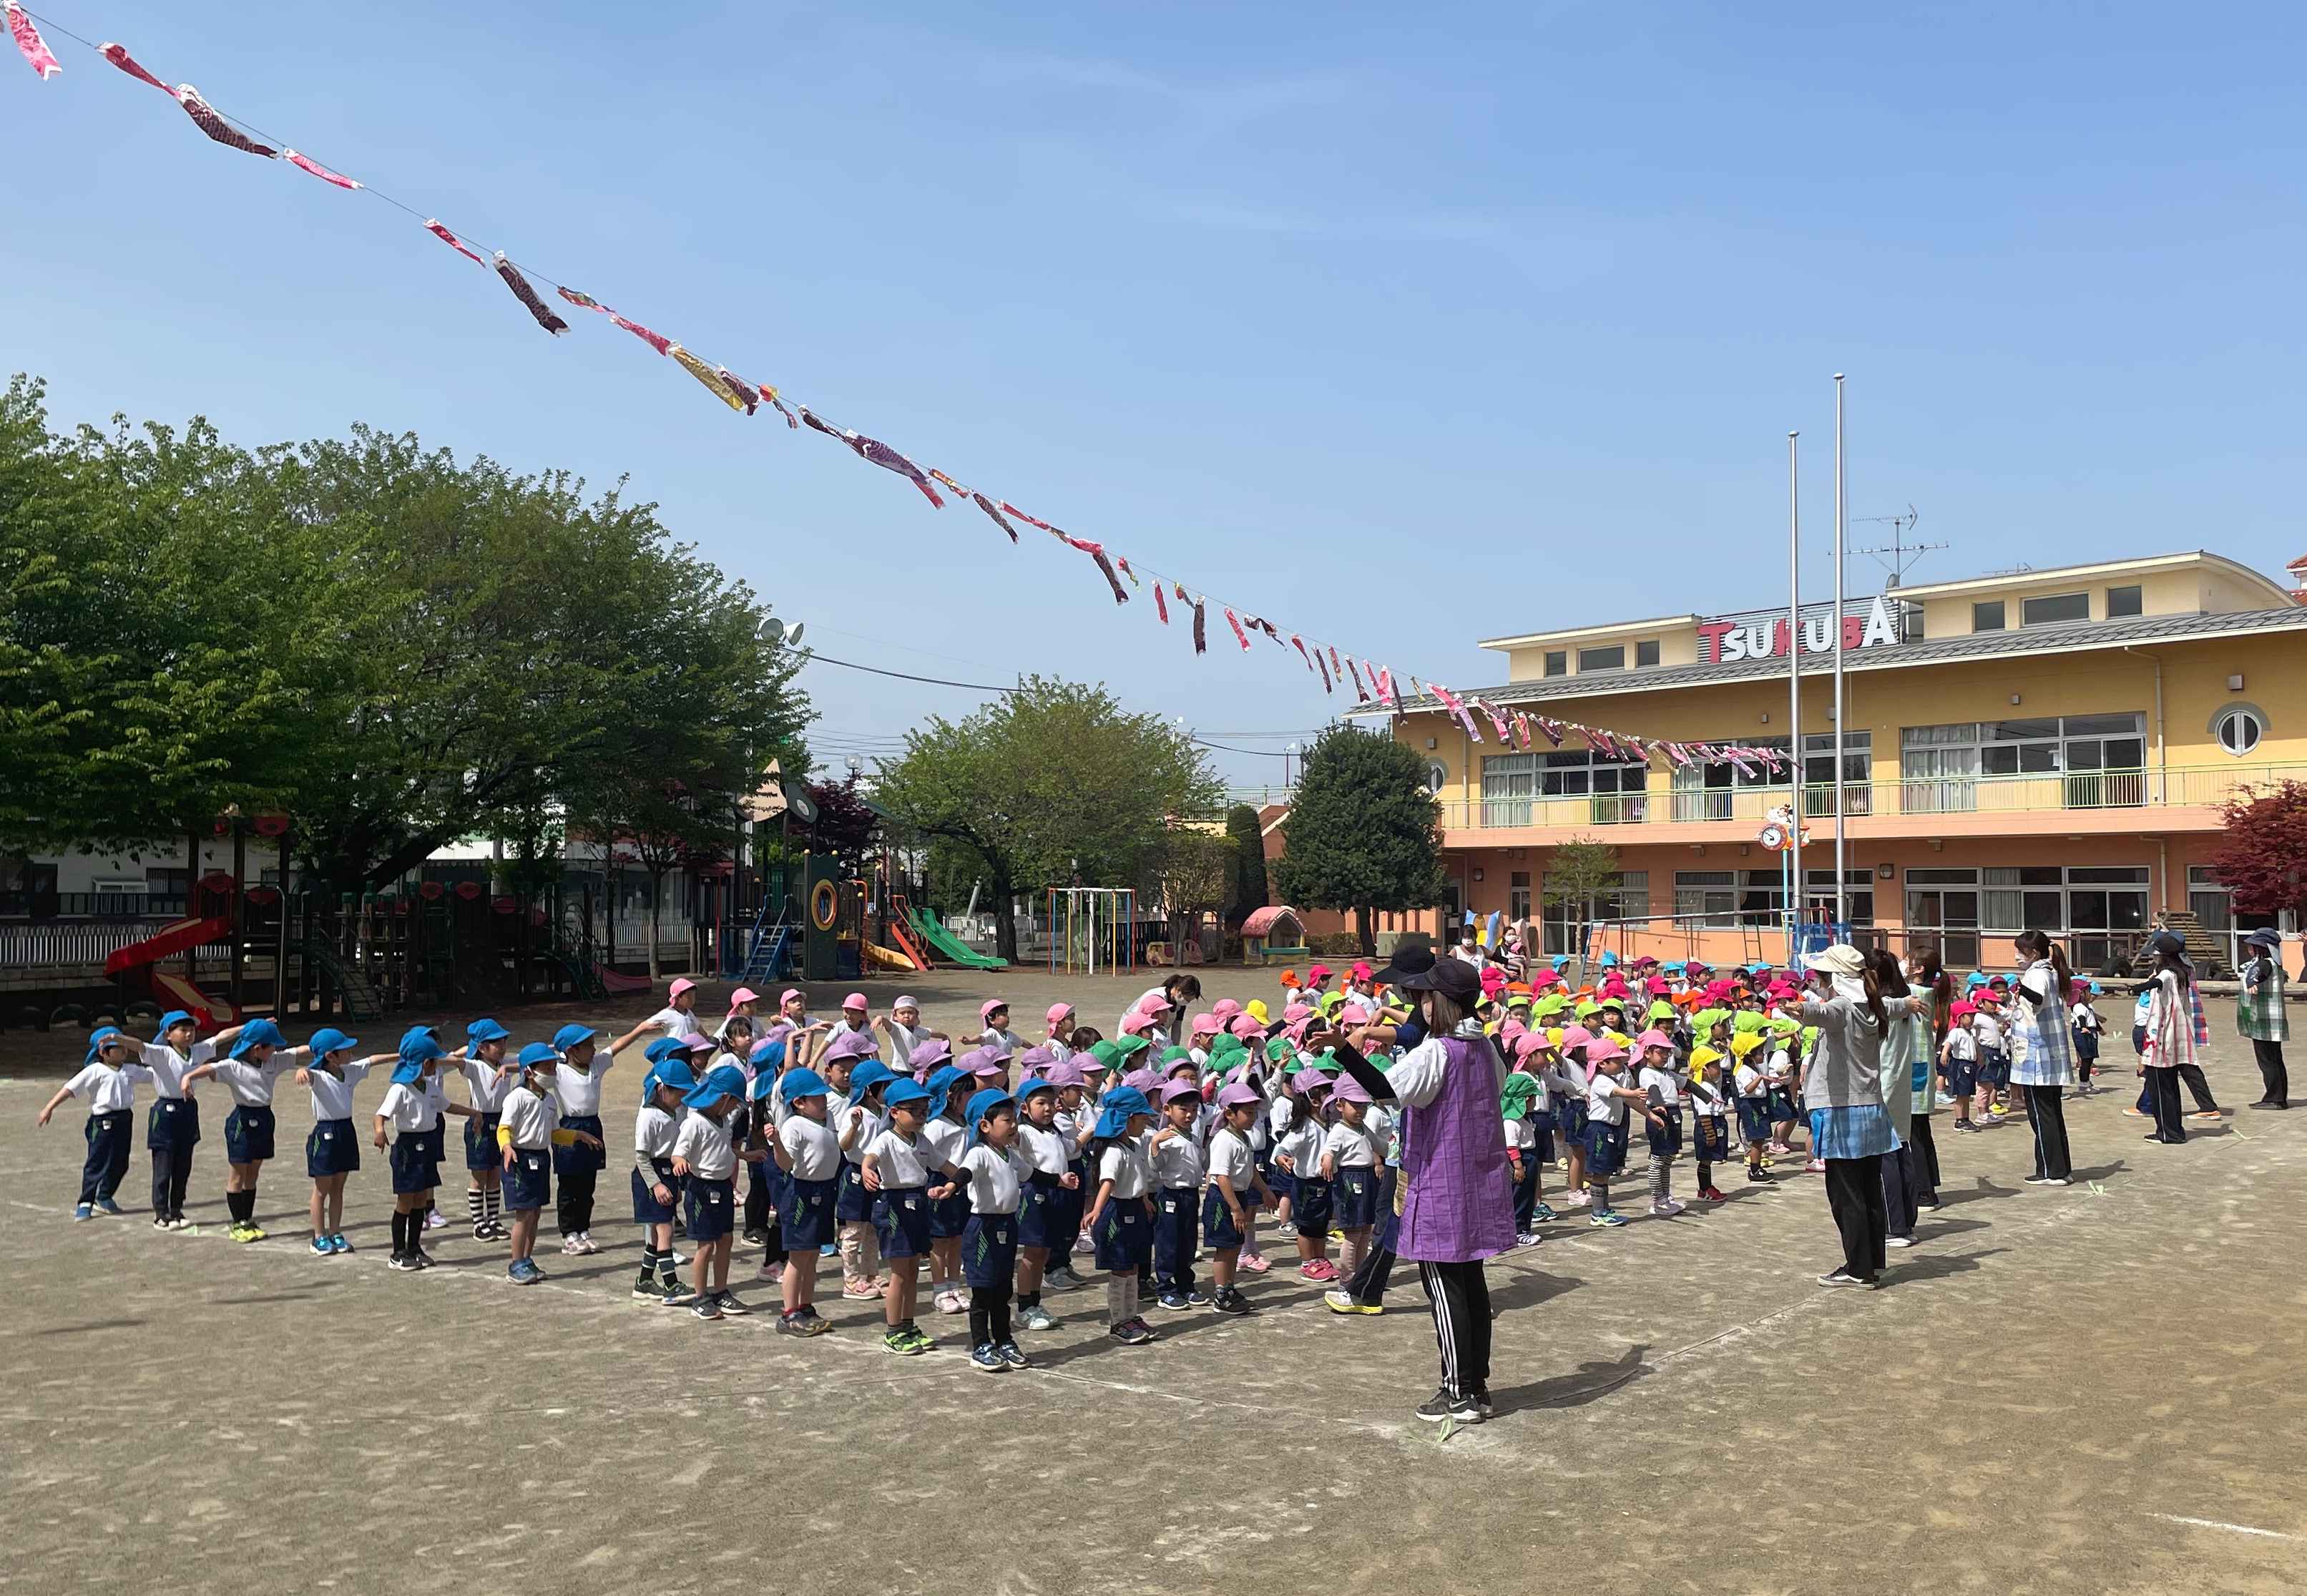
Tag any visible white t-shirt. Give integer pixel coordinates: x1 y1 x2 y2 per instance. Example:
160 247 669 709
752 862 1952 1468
1097 1139 1155 1200
1017 1121 1071 1176
1688 1079 1729 1119
1271 1115 1325 1176
836 1103 883 1165
648 1006 707 1042
635 1103 679 1162
210 1049 302 1108
957 1142 1030 1214
1972 1012 2006 1049
673 1112 735 1181
138 1039 214 1100
378 1081 439 1136
1944 1028 1977 1062
864 1127 931 1188
67 1062 148 1112
461 1057 516 1113
1637 1064 1683 1110
1505 1115 1535 1151
778 1115 841 1182
1208 1126 1256 1195
979 1026 1024 1059
305 1059 370 1120
499 1083 562 1150
2071 999 2101 1034
1150 1126 1205 1188
1586 1074 1627 1127
920 1118 966 1182
555 1055 612 1117
1324 1120 1379 1169
1733 1061 1765 1097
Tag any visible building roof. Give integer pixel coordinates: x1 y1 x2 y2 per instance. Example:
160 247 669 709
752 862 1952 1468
1367 604 2307 714
1884 549 2287 603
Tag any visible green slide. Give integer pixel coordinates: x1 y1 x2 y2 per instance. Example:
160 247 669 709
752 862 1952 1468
907 906 1008 969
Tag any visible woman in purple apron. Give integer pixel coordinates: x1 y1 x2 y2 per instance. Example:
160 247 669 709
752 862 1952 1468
1323 956 1513 1426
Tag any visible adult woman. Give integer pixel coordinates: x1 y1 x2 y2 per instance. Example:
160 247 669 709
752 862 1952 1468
1119 975 1200 1048
1870 950 1929 1247
1796 944 1921 1288
1321 956 1513 1424
2010 929 2077 1185
2238 927 2289 1110
2141 931 2203 1145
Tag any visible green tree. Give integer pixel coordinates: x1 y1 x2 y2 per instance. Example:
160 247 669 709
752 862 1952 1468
1223 803 1269 928
1541 834 1621 969
1271 726 1447 955
873 677 1222 961
1152 826 1237 955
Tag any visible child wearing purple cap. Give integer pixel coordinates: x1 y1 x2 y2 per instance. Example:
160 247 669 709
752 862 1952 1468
1149 1080 1210 1311
1273 1074 1338 1282
1203 1083 1272 1313
1324 1074 1383 1281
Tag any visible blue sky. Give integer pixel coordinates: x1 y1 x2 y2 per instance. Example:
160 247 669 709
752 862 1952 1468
5 1 2302 791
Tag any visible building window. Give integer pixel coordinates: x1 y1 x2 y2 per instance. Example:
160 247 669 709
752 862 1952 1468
1509 871 1532 921
1542 650 1567 677
1972 600 2005 632
1577 644 1625 673
2214 703 2266 757
1480 753 1534 826
1525 749 1650 825
1900 715 2145 811
1675 870 1736 927
1801 731 1872 816
2107 584 2143 618
2022 591 2091 627
1540 869 1646 953
1635 640 1660 667
1803 868 1876 926
1426 761 1447 794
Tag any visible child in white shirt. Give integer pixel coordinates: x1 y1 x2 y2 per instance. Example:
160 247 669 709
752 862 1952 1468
37 1027 152 1218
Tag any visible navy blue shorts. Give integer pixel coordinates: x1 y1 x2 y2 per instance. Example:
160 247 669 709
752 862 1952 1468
147 1095 200 1152
388 1132 438 1195
554 1115 606 1176
1584 1118 1630 1179
1982 1049 2011 1087
1268 1170 1295 1210
1291 1175 1335 1235
929 1183 971 1240
1949 1057 1981 1097
1202 1183 1251 1251
2074 1029 2100 1062
464 1113 501 1172
1017 1172 1066 1250
1737 1098 1773 1142
780 1174 837 1250
306 1117 359 1178
962 1213 1019 1289
1766 1088 1796 1123
223 1104 276 1165
1645 1112 1684 1160
685 1176 736 1242
836 1160 872 1223
503 1147 551 1212
631 1159 680 1225
1333 1166 1379 1229
2132 1024 2147 1055
1692 1115 1729 1162
1559 1098 1589 1141
873 1187 932 1259
1093 1199 1152 1272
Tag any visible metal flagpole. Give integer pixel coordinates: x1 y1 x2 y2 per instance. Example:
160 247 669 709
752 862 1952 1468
1787 431 1802 965
1833 374 1848 931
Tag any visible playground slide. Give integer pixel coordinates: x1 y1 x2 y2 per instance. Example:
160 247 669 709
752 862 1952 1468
864 941 920 972
104 916 232 977
148 969 237 1028
886 916 935 973
906 906 1008 971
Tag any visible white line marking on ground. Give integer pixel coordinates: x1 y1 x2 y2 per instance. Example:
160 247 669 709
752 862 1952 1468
2149 1514 2301 1542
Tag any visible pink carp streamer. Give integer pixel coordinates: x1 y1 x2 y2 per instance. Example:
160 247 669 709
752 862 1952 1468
8 3 60 80
177 84 275 157
423 218 484 265
101 41 171 92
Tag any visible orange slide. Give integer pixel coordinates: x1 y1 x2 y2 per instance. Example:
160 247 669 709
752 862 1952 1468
105 916 240 1027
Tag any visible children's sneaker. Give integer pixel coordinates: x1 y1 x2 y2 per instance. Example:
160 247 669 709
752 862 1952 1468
387 1252 413 1271
933 1288 966 1315
227 1222 258 1244
1157 1291 1193 1311
1180 1288 1211 1308
819 1242 838 1258
1238 1253 1272 1275
1212 1288 1255 1316
1301 1259 1341 1283
742 1226 770 1247
1589 1210 1629 1228
1325 1290 1381 1315
72 1203 94 1222
95 1199 123 1216
1414 1387 1483 1425
1019 1303 1058 1331
633 1274 664 1301
715 1291 753 1317
1072 1234 1097 1255
561 1235 586 1255
1887 1234 1917 1248
996 1340 1032 1369
660 1281 699 1307
408 1249 436 1270
1802 1158 1826 1175
578 1231 602 1255
1565 1188 1592 1208
1650 1200 1685 1217
310 1236 334 1256
329 1233 353 1254
1514 1230 1544 1248
692 1297 724 1321
423 1210 447 1230
842 1279 883 1300
509 1259 542 1285
1529 1202 1559 1223
1748 1165 1773 1182
969 1344 1007 1374
884 1327 925 1356
1050 1265 1090 1291
1108 1319 1157 1346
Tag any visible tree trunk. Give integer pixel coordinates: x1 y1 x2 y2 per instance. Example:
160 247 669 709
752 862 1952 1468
991 872 1020 964
1355 904 1375 956
646 868 665 981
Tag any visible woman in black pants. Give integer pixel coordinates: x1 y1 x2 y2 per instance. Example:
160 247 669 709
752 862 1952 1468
2010 930 2077 1185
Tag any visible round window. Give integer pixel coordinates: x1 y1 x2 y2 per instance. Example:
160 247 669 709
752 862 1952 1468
1426 762 1448 793
2216 706 2265 756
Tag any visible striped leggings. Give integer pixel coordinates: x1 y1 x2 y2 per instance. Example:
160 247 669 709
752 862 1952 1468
1418 1259 1493 1401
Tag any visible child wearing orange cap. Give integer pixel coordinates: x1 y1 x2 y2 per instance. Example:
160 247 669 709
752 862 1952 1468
1634 1030 1685 1217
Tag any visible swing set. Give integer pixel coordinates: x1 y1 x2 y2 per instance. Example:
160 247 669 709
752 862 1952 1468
1046 886 1136 976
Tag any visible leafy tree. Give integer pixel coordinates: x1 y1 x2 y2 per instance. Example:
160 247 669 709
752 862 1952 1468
1223 803 1269 928
805 773 883 881
874 677 1222 961
1271 725 1447 955
1541 835 1621 968
2209 781 2307 921
1152 826 1237 955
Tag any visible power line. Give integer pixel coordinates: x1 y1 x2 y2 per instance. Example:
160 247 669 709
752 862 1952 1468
805 653 1014 692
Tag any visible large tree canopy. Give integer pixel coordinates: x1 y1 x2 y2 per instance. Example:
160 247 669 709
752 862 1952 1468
0 376 810 893
2210 780 2307 921
1272 725 1447 954
873 677 1221 961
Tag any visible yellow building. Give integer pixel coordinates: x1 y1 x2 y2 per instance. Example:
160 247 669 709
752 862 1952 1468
1381 550 2304 975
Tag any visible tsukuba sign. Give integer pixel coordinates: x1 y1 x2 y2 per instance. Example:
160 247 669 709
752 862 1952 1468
1695 594 1904 665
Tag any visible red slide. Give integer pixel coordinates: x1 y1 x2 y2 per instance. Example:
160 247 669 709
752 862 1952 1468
887 895 936 972
106 916 240 1026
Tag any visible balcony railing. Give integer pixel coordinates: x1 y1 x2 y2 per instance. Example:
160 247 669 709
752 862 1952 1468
1446 763 2306 833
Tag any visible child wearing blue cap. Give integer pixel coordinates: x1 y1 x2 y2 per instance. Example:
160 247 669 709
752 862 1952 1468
374 1029 488 1271
931 1087 1034 1372
674 1064 763 1319
632 1047 700 1303
37 1027 154 1219
770 1066 839 1334
456 1018 516 1245
919 1062 972 1318
1010 1072 1080 1333
136 1011 234 1230
183 1018 298 1243
834 1055 895 1303
553 1019 655 1257
1084 1085 1160 1345
1149 1079 1210 1311
293 1029 397 1254
497 1043 606 1284
864 1077 939 1355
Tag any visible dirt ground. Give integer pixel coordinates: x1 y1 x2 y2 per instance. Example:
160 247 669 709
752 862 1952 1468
5 967 2306 1595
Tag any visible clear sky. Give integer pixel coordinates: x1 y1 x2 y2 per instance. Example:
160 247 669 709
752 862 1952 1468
5 2 2302 793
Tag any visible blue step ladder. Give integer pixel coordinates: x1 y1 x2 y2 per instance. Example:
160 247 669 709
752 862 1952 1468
737 905 793 984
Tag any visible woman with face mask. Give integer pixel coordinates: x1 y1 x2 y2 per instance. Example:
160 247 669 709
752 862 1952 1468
1796 945 1927 1289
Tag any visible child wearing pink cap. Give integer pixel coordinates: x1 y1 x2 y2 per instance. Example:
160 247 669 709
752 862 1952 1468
1555 1027 1595 1208
646 979 708 1045
875 995 939 1063
1324 1073 1384 1280
1202 1082 1271 1314
1582 1040 1665 1228
1634 1030 1685 1217
1272 1072 1338 1281
1042 1002 1077 1064
967 1000 1023 1059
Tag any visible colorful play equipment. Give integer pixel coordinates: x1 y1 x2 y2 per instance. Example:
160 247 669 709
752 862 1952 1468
1240 905 1308 966
884 892 936 972
1047 886 1136 976
104 915 240 1027
864 940 919 971
906 904 1006 970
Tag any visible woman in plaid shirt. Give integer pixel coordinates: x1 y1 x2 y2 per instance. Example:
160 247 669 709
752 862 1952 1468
2011 931 2077 1185
2239 927 2289 1111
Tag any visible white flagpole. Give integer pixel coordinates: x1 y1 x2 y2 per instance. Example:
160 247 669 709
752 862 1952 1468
1788 431 1802 965
1833 374 1848 931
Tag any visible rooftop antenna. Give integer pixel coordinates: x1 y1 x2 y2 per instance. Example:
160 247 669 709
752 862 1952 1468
1848 505 1944 589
